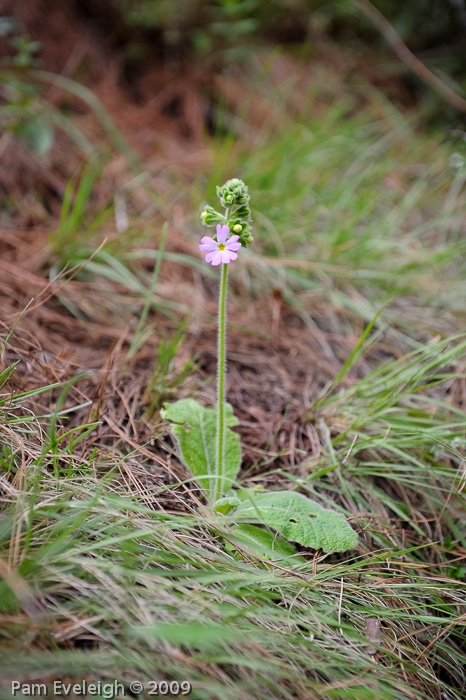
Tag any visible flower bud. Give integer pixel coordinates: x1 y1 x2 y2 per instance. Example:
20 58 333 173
234 205 251 221
246 235 254 244
200 205 225 226
228 218 252 247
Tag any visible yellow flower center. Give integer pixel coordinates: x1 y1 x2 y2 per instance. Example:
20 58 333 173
218 243 226 251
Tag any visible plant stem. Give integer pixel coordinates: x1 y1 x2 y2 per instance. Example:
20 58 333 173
215 261 228 501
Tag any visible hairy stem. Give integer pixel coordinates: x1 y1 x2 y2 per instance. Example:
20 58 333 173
215 262 228 501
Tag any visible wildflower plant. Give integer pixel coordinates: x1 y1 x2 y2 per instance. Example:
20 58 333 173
162 179 357 557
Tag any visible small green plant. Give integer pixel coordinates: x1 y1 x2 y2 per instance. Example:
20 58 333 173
162 179 358 554
0 21 54 157
144 323 196 415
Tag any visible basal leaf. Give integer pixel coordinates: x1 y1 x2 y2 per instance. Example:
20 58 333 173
215 495 241 514
234 491 358 553
225 524 304 563
162 398 241 501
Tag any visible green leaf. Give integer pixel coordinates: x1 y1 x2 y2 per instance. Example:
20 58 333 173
215 495 241 514
17 119 54 156
225 524 304 563
162 398 241 501
234 491 358 553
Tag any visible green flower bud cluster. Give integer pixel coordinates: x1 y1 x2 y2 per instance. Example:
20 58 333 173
200 178 253 248
216 178 250 208
228 218 253 246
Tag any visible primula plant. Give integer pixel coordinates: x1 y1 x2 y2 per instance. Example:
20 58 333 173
162 179 357 557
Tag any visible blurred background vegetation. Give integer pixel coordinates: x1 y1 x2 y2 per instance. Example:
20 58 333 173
74 0 466 110
2 0 466 222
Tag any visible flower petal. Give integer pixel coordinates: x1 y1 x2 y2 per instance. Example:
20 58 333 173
210 251 223 266
225 239 241 252
199 236 218 252
216 224 230 244
205 251 216 263
220 249 238 263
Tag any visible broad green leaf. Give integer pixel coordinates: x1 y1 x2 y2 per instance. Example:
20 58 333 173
17 119 54 156
215 495 241 514
162 398 241 501
234 491 358 553
225 524 304 563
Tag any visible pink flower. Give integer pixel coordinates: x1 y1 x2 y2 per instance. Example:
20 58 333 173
199 224 242 266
